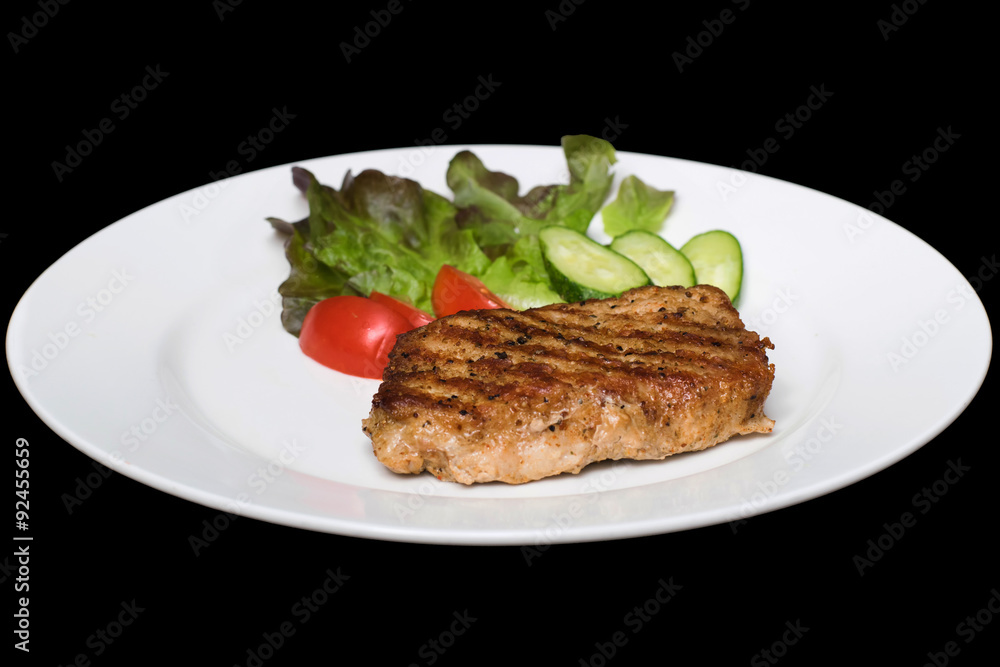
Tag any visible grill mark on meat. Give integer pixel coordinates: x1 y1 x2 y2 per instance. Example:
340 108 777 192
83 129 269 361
363 285 775 484
405 315 751 374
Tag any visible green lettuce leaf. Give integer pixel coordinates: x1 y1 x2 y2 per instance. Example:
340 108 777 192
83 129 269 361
529 134 618 232
272 223 356 336
271 167 495 331
480 236 563 310
446 135 617 233
601 174 675 238
270 135 618 335
446 151 525 221
442 136 617 306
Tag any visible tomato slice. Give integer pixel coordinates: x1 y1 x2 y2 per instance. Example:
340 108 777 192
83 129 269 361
298 296 412 379
431 265 510 318
369 291 435 328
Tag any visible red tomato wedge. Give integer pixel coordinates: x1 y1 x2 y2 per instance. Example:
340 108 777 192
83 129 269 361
431 265 510 318
369 291 435 328
299 296 412 379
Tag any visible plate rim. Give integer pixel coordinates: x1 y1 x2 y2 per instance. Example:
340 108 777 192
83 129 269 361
6 143 993 545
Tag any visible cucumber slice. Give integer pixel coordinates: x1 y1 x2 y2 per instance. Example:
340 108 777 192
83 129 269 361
679 230 743 302
610 230 696 288
539 226 650 301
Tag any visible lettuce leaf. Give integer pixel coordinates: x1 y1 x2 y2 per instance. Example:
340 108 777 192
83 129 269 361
541 134 619 232
444 135 617 306
270 135 617 336
309 170 491 316
446 134 617 233
269 219 356 336
479 236 563 310
270 167 492 332
601 174 675 238
447 151 526 222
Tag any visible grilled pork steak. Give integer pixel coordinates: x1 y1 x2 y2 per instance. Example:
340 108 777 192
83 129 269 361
362 285 775 484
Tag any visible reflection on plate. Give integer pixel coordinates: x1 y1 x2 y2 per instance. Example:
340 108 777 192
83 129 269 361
6 145 991 544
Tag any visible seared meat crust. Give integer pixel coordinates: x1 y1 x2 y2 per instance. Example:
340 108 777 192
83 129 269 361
362 285 775 484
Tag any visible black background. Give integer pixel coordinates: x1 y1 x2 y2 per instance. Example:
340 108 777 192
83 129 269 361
5 1 996 665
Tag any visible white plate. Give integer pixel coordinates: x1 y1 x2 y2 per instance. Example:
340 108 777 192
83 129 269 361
6 145 991 545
